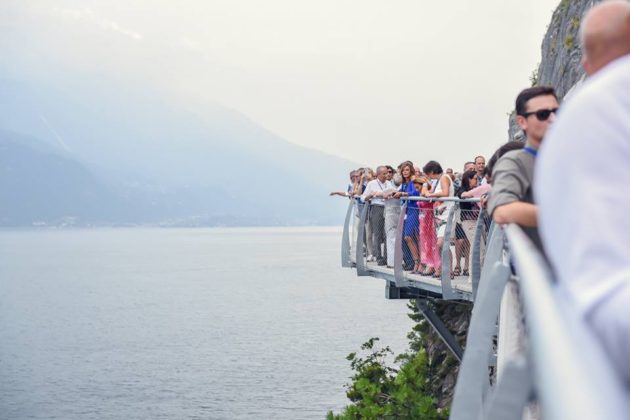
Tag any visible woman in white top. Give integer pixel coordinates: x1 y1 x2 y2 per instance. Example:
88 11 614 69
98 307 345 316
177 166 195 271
421 160 454 279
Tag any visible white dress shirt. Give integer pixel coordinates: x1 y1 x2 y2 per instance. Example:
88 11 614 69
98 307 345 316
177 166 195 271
361 179 390 206
535 54 630 314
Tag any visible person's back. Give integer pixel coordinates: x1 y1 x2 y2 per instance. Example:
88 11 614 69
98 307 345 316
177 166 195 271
535 0 630 386
537 55 630 312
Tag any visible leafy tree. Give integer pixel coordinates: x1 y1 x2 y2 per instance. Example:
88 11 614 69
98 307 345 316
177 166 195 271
327 330 447 419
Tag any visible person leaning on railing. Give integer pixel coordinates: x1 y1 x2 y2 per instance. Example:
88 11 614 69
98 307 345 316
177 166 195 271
423 160 454 279
361 166 391 266
390 161 422 272
487 86 559 252
383 172 402 268
329 170 358 197
454 170 479 277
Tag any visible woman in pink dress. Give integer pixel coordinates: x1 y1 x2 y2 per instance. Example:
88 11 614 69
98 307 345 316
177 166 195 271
414 177 440 276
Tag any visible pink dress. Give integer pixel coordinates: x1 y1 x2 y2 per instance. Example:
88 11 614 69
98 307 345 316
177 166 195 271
419 201 440 268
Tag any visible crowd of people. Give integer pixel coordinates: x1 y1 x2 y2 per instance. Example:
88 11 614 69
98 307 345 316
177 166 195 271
331 156 493 278
331 0 630 389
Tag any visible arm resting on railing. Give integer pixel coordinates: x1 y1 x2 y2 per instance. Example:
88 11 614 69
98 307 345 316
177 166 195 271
492 202 537 226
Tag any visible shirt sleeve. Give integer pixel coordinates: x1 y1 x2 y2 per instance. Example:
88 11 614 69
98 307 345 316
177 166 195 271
487 156 529 216
361 181 373 202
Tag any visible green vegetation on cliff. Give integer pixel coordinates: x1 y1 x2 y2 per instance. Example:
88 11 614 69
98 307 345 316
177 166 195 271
328 300 471 419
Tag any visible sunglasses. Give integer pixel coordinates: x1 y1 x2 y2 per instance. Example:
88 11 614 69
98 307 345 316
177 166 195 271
522 107 559 121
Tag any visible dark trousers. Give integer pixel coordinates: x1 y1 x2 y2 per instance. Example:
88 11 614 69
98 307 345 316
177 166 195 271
369 205 386 262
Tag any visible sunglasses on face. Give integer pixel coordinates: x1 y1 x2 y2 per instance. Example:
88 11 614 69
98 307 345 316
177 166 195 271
522 107 559 121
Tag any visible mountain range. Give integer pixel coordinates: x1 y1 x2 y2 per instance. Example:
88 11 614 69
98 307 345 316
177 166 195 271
0 77 356 226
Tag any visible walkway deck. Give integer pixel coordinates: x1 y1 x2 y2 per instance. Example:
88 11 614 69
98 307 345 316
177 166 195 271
364 261 473 297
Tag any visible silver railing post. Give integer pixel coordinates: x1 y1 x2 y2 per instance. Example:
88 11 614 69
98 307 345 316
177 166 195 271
394 200 408 287
450 228 509 420
440 202 458 300
341 199 354 267
470 208 486 299
355 202 370 276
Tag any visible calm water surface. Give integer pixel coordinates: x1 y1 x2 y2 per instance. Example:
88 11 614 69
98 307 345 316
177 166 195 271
0 228 413 419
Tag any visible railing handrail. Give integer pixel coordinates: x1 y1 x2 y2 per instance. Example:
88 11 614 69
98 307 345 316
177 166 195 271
504 224 629 420
402 196 481 203
337 195 481 204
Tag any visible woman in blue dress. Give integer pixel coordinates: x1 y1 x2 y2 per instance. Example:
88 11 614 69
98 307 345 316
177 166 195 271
392 161 421 273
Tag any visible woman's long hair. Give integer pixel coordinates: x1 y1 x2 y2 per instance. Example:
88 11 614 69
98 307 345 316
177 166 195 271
460 170 477 192
399 161 414 183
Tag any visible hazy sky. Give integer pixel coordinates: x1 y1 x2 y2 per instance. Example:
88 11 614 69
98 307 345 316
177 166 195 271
2 0 560 170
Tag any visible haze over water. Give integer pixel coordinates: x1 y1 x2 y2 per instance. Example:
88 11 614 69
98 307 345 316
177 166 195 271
0 227 412 419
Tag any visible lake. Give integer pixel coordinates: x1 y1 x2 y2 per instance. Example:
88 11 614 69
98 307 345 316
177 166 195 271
0 227 413 419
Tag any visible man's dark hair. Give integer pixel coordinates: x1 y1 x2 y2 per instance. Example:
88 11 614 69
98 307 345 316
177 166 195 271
487 141 525 178
422 160 443 175
515 86 558 116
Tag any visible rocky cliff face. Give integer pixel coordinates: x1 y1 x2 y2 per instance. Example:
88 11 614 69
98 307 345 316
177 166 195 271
509 0 601 140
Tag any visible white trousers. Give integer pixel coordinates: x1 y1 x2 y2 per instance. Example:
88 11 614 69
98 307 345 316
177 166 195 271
384 204 400 267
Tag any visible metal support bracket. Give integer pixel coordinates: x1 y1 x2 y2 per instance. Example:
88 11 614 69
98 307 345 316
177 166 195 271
416 298 464 362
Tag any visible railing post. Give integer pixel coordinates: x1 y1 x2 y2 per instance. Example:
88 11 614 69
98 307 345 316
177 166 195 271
470 207 486 299
440 203 458 300
355 202 370 276
450 228 510 420
394 201 408 287
341 199 354 268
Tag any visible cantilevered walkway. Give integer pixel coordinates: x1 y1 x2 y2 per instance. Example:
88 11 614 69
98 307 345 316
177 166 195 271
340 197 628 420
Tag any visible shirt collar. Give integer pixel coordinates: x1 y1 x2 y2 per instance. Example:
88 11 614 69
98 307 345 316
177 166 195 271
524 141 538 157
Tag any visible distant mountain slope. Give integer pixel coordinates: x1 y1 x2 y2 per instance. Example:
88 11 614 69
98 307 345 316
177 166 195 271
0 130 123 225
0 78 356 226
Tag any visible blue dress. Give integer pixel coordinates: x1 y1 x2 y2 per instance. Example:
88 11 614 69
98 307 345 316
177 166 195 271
401 182 420 237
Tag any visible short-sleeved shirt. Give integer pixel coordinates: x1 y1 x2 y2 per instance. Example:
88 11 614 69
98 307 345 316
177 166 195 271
487 148 542 250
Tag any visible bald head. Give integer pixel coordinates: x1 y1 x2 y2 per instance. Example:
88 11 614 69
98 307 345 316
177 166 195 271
580 0 630 75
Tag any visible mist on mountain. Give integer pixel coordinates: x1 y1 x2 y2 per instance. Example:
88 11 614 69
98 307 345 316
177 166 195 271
0 77 356 226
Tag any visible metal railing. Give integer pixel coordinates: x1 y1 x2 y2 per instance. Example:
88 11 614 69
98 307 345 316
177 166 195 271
341 196 488 301
339 199 629 419
450 224 629 420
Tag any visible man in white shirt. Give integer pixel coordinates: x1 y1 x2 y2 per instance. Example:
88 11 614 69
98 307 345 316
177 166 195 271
535 0 630 384
361 166 391 265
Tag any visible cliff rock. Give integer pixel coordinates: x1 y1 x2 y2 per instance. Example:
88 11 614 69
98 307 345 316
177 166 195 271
509 0 600 140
